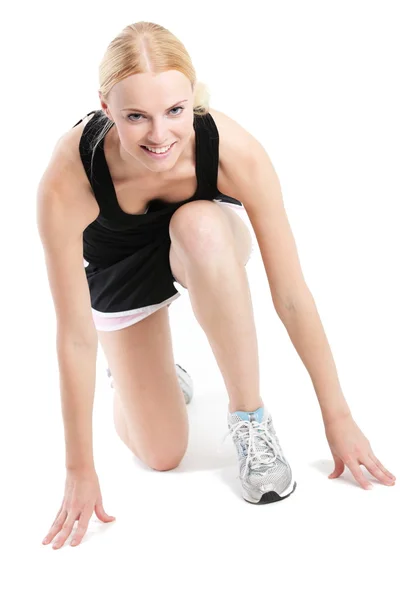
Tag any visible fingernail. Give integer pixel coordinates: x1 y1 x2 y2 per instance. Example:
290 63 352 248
367 484 373 490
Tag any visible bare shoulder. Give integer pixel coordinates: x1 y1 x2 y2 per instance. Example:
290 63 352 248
37 113 99 228
208 108 258 157
60 112 96 160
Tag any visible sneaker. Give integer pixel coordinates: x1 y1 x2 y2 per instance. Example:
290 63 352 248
221 405 296 504
106 363 194 405
175 364 194 405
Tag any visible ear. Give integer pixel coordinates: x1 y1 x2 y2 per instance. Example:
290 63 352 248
98 91 112 120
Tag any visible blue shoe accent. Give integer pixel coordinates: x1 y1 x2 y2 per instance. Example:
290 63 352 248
232 406 264 423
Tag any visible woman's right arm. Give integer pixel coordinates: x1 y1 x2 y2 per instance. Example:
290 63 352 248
36 137 99 472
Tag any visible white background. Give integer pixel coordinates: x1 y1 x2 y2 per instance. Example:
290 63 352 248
2 1 399 598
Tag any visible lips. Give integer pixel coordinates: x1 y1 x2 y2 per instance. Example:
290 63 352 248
141 142 175 151
140 142 177 158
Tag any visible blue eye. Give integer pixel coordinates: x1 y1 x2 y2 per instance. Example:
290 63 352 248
169 106 184 116
127 106 184 122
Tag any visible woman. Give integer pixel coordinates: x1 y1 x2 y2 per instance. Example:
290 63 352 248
37 22 395 550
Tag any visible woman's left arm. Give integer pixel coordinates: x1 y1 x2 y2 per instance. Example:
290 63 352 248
216 111 396 489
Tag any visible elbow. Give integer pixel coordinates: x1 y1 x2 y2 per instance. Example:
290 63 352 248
273 286 314 315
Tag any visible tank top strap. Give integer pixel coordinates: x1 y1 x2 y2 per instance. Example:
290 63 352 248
72 110 97 128
193 112 220 199
74 110 118 217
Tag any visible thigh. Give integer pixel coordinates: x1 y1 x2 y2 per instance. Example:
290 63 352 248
97 306 189 469
216 201 254 263
169 199 254 288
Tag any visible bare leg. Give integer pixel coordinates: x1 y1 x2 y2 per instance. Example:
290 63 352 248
98 308 189 471
170 204 263 413
112 390 138 455
187 259 262 413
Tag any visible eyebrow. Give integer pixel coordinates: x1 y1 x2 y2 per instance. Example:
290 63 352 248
120 99 189 114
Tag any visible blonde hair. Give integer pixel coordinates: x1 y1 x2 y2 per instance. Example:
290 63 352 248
88 21 210 178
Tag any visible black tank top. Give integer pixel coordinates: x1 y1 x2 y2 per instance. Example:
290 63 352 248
73 109 242 314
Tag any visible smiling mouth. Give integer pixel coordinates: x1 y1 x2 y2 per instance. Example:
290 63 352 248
141 143 175 148
140 142 177 155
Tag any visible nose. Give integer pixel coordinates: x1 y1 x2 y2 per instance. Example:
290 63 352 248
146 117 170 145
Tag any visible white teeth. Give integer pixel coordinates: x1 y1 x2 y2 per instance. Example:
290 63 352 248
144 144 172 154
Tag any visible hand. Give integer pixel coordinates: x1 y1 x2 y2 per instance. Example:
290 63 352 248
42 469 115 549
324 413 396 490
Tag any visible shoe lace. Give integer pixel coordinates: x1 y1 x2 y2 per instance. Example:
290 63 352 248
219 417 284 478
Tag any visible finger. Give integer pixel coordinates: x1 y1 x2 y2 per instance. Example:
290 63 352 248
42 509 67 545
50 506 63 528
328 455 344 479
52 513 79 549
70 507 92 547
361 457 395 486
94 501 116 522
346 459 373 490
369 454 396 481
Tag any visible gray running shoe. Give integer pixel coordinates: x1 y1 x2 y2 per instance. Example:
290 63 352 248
175 364 194 404
106 363 193 405
221 406 296 504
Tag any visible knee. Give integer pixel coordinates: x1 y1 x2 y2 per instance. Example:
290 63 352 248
146 453 186 472
169 200 232 258
125 437 186 471
135 441 188 472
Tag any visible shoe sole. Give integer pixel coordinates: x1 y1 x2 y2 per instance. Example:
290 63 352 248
242 479 297 505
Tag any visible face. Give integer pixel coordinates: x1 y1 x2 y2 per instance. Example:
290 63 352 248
99 70 195 174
